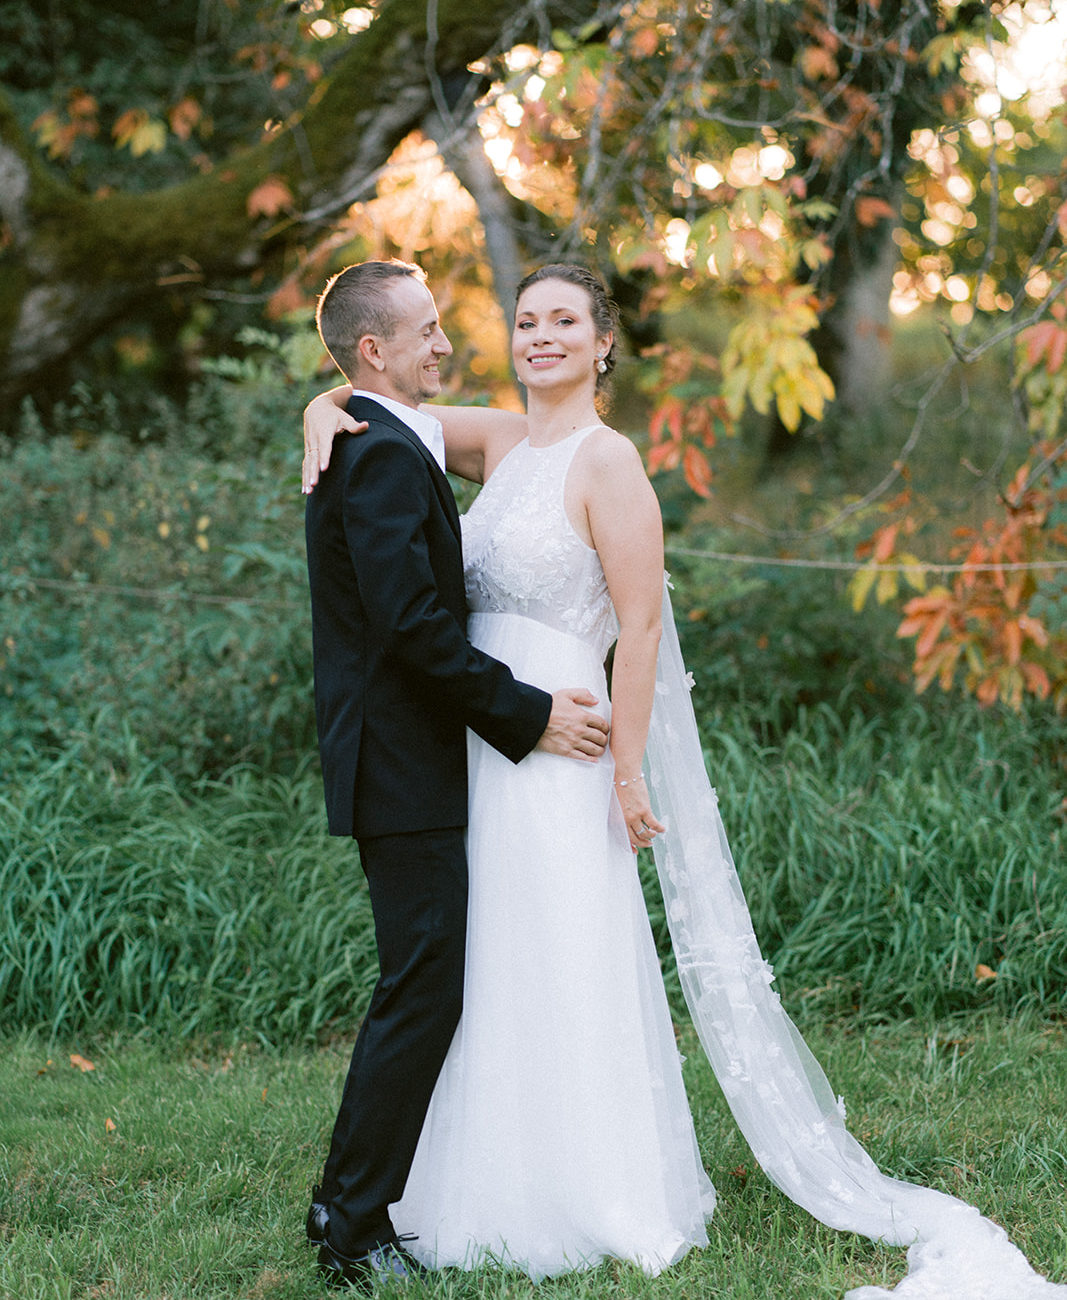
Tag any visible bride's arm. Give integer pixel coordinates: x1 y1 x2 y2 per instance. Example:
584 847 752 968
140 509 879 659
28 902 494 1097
581 433 667 853
302 386 527 491
433 405 527 483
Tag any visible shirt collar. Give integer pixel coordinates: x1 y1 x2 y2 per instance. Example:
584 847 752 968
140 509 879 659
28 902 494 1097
351 390 446 473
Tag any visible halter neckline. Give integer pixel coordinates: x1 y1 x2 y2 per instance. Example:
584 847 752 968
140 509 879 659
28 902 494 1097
525 423 602 450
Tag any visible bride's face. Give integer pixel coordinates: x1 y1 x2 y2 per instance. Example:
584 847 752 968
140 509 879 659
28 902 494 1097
512 279 610 394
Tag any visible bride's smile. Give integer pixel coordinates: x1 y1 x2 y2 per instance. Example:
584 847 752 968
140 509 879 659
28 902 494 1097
512 279 609 390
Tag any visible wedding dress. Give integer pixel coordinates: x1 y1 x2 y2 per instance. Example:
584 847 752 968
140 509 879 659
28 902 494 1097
392 425 1066 1297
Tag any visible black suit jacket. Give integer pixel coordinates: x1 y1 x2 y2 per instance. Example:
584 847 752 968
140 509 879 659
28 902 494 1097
305 396 552 838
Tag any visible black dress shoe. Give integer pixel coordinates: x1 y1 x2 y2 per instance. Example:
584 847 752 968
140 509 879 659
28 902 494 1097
317 1238 421 1291
305 1186 329 1245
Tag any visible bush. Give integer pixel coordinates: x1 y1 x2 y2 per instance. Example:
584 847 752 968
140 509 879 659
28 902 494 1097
1 373 318 781
666 546 916 738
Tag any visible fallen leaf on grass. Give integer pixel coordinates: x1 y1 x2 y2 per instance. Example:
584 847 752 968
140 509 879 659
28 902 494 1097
70 1053 96 1072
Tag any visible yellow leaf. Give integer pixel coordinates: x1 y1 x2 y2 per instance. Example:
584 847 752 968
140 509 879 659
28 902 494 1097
128 119 166 157
849 565 879 612
898 554 928 592
875 566 900 605
775 383 801 432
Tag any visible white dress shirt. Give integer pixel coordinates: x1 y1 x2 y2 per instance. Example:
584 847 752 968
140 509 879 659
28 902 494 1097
351 390 446 473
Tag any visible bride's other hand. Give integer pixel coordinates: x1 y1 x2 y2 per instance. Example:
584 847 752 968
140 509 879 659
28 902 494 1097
614 775 666 853
302 386 362 493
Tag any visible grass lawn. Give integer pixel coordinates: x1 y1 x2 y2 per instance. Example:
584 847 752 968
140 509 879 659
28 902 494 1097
3 1013 1065 1299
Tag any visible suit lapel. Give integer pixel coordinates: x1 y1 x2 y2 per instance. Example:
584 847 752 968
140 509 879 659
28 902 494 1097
348 396 462 542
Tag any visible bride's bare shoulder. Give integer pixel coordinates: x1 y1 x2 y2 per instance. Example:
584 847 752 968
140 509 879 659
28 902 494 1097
580 424 647 476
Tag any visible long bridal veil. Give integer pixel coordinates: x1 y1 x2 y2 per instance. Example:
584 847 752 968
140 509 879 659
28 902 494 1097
645 579 1065 1300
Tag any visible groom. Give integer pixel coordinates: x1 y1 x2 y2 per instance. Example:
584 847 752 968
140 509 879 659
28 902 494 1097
303 260 608 1290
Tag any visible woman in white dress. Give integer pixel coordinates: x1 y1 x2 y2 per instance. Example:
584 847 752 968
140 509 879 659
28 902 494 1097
303 264 1066 1298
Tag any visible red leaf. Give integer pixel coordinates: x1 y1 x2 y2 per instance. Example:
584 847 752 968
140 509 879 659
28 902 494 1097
647 442 680 474
649 398 683 445
683 445 713 498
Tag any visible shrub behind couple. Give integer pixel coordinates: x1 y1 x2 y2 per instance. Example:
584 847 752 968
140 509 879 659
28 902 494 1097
302 259 1067 1299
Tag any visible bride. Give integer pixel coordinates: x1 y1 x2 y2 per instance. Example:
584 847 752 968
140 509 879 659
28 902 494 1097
303 263 1066 1297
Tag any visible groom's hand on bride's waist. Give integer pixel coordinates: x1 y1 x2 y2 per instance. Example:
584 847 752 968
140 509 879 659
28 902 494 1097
537 689 609 762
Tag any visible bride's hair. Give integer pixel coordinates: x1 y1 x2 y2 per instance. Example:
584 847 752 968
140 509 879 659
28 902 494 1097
515 264 621 404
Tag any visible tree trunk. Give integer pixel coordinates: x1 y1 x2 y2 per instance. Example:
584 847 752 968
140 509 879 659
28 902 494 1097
0 0 598 407
813 217 897 413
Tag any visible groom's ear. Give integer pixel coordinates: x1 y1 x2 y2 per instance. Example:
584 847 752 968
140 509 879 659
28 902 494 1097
358 334 386 373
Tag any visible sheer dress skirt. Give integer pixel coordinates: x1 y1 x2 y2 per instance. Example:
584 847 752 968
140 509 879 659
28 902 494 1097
392 611 714 1279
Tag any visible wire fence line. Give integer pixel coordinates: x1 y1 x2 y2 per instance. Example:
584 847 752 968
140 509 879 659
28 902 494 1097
664 546 1067 574
0 574 298 610
3 548 1066 611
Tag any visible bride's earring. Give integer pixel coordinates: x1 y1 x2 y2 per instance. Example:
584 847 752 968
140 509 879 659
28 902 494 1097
596 355 608 374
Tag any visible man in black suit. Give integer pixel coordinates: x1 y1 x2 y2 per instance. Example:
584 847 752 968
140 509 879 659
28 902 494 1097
303 260 608 1290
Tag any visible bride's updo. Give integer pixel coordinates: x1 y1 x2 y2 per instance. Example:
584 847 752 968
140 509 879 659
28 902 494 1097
514 264 621 397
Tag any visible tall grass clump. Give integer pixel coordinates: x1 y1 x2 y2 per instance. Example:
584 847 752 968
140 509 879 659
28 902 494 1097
675 693 1066 1021
0 734 376 1043
4 693 1063 1041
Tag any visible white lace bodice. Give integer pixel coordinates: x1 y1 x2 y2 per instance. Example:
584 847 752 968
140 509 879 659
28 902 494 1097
462 426 619 660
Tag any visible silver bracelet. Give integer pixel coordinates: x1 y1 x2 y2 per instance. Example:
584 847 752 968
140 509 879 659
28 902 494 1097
613 773 645 788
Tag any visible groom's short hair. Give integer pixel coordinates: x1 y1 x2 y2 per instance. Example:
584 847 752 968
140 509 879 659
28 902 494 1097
316 260 424 377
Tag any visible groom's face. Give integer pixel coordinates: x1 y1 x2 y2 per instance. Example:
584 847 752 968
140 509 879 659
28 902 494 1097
376 277 453 408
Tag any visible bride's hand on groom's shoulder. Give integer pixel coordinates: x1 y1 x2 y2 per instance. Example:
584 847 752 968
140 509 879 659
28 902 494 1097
302 389 365 493
537 689 609 762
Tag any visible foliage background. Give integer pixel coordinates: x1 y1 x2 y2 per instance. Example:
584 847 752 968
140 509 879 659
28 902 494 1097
2 331 1064 1043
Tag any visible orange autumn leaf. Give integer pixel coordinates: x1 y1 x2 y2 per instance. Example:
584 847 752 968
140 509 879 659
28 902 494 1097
915 607 950 659
683 445 713 498
854 196 895 227
976 675 1000 706
1021 319 1067 375
1017 615 1049 649
630 25 659 58
168 96 201 141
105 1117 117 1132
975 964 997 981
70 1053 95 1072
246 175 294 219
1003 618 1022 666
872 522 899 563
